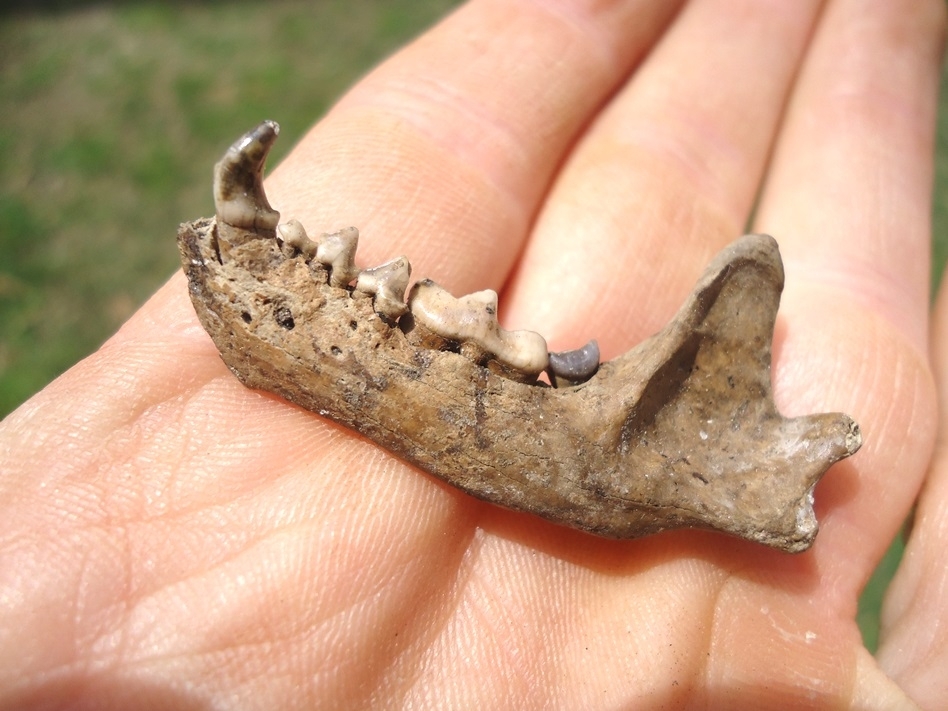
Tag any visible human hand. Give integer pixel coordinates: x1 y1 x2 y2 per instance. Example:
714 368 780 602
1 0 945 708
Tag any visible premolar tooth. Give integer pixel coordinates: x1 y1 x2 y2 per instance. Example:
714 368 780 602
356 256 411 320
405 279 549 382
316 227 360 287
277 220 317 259
547 340 600 387
213 120 281 231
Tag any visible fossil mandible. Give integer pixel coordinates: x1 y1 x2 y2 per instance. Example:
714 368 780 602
178 120 862 552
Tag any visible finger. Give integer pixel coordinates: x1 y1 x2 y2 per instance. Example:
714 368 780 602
0 0 689 696
874 277 948 708
504 0 825 354
266 0 683 294
752 0 944 604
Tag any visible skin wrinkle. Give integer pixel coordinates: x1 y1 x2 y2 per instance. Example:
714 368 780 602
377 560 466 706
402 532 485 703
693 569 728 706
108 434 440 672
755 0 942 353
115 535 388 688
581 559 718 706
520 0 680 74
874 281 948 707
333 75 538 212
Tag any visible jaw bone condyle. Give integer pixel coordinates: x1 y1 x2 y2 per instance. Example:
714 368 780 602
182 120 862 552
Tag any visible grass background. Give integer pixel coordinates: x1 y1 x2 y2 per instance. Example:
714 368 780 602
1 0 945 654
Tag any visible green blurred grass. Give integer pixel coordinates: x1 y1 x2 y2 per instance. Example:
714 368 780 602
0 0 945 656
0 0 462 413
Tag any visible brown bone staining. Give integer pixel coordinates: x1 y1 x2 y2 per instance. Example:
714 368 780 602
179 121 862 553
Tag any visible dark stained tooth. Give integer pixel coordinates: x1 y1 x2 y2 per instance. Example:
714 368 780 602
213 120 281 232
547 339 600 387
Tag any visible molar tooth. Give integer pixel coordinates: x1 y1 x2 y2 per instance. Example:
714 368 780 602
316 227 360 287
405 280 549 382
213 120 281 231
277 220 318 259
355 256 411 320
547 340 600 387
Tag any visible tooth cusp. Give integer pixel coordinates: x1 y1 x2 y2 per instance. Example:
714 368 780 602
277 219 318 259
405 279 549 383
355 256 412 320
316 227 360 287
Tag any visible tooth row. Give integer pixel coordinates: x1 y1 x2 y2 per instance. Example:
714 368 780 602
214 121 597 385
274 218 552 381
277 219 410 320
275 218 599 384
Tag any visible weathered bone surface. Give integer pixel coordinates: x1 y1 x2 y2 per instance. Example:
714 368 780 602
178 121 862 552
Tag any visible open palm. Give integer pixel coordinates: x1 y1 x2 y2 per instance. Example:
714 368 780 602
2 0 946 708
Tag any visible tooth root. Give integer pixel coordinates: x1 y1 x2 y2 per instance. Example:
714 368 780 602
213 120 281 231
406 280 549 382
547 340 600 387
316 227 360 287
277 220 318 259
355 256 411 319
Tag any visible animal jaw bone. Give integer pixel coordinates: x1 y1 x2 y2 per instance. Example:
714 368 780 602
178 120 862 552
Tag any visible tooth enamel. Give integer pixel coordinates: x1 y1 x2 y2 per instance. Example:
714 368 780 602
316 227 360 287
547 339 600 387
406 279 549 381
355 256 411 319
213 120 281 231
277 220 318 259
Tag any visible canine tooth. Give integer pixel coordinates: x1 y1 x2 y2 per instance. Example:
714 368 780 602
356 256 411 319
316 227 360 287
277 220 318 259
213 120 281 232
406 280 549 381
547 339 600 387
